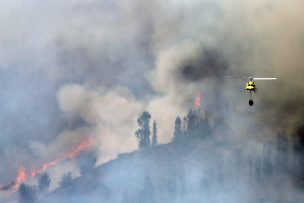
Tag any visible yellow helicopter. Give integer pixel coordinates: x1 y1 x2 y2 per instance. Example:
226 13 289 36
225 76 277 106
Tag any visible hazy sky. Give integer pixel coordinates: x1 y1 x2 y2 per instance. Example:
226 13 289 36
0 0 303 192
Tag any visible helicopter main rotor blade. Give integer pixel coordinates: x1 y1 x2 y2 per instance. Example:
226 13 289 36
225 76 277 80
252 78 277 80
224 76 249 79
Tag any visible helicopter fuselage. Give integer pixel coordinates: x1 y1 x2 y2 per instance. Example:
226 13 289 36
245 81 256 92
246 81 256 106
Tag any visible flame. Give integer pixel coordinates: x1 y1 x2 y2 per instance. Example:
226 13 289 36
194 95 201 107
13 168 26 190
10 138 94 191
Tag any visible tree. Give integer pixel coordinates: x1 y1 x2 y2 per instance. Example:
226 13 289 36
276 130 288 153
58 172 73 188
151 120 158 147
173 116 182 142
275 131 288 171
167 179 177 202
186 109 197 132
38 173 51 194
196 113 212 138
261 142 274 178
294 125 304 177
135 111 151 149
77 151 96 175
139 177 155 203
19 183 37 203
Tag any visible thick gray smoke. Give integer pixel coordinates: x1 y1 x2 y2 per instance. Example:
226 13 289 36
178 49 228 82
149 0 304 135
0 0 304 201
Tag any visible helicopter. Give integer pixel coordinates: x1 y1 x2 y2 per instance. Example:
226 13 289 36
225 76 277 106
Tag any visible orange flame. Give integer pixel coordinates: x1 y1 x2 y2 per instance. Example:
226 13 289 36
11 138 94 191
194 95 201 107
13 168 26 190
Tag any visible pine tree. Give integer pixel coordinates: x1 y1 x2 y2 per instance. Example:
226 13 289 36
173 116 182 142
167 179 177 202
139 177 155 203
38 173 51 193
197 113 212 138
58 172 73 188
276 131 288 171
19 183 37 203
77 151 96 175
135 111 151 149
151 120 158 147
276 130 288 153
293 125 304 172
187 109 196 131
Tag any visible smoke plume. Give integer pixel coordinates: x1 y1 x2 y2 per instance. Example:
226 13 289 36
0 0 304 201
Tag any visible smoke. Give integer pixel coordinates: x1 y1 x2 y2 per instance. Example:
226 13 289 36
224 0 304 132
179 49 228 82
42 136 304 203
57 84 143 164
1 0 304 201
149 0 304 135
0 0 151 193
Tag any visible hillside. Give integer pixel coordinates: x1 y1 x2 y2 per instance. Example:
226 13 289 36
43 134 304 203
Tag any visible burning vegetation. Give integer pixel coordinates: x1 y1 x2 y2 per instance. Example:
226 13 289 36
1 0 304 202
1 93 304 202
194 95 201 108
35 103 304 203
0 138 94 194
